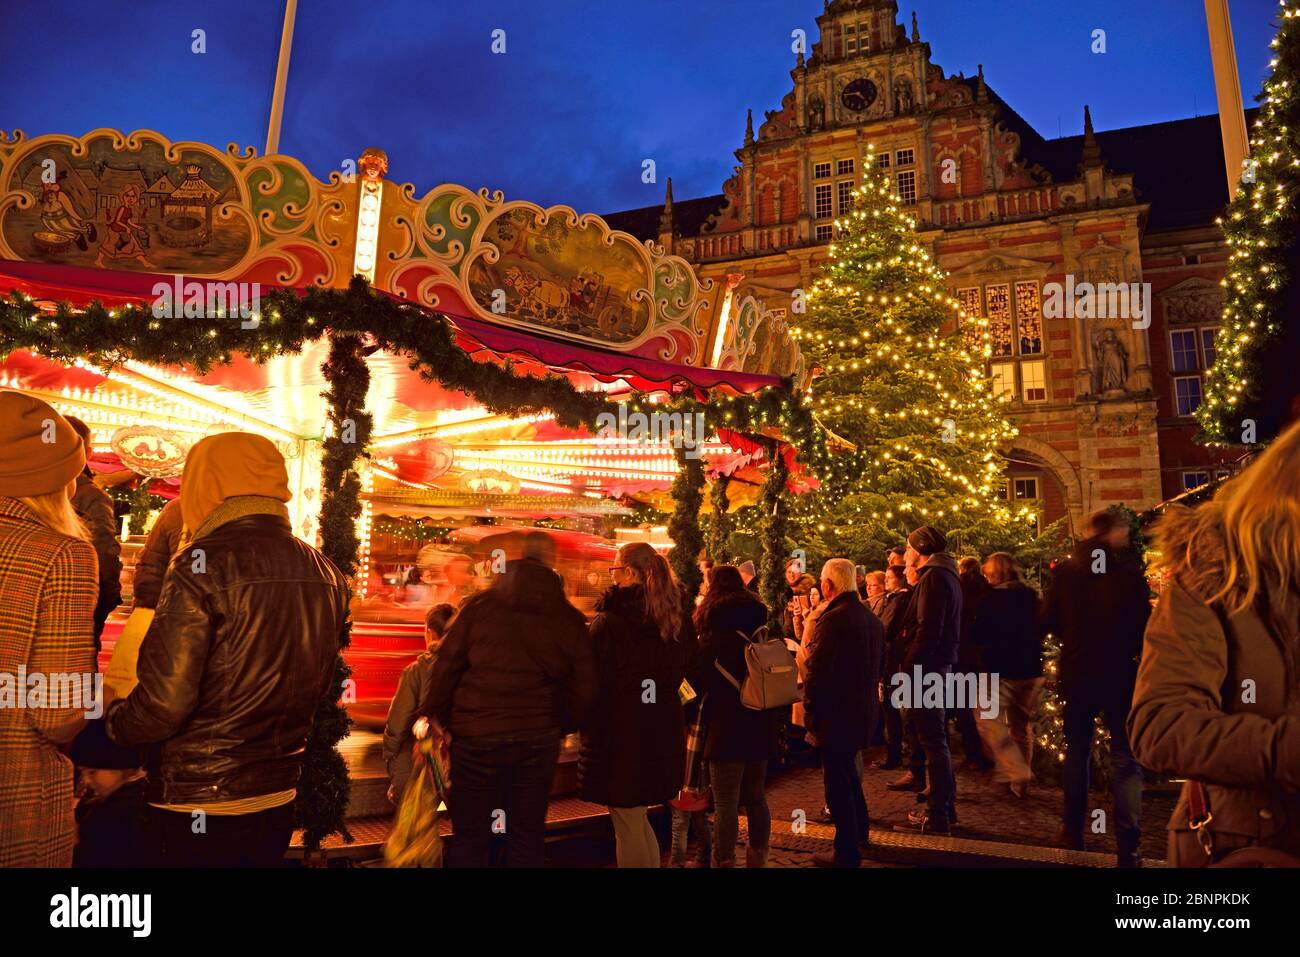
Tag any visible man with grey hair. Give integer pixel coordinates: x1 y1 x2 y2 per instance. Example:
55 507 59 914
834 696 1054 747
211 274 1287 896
804 558 884 867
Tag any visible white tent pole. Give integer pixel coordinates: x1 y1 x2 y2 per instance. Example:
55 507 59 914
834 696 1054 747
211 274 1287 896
265 0 298 157
1204 0 1251 199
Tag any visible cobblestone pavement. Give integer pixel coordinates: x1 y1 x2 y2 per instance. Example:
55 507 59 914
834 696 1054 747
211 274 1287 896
722 744 1175 867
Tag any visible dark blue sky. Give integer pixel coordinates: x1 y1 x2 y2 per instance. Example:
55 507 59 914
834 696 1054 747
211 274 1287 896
0 0 1278 215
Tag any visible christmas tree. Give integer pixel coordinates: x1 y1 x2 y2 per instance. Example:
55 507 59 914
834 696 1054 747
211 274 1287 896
792 150 1039 564
1200 1 1300 444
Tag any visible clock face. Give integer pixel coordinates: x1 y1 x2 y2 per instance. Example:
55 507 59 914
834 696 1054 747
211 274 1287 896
841 78 877 113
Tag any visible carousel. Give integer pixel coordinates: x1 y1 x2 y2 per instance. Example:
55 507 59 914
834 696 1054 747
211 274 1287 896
0 128 813 848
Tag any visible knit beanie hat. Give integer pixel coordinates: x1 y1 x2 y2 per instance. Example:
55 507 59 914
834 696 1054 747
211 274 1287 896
907 524 948 557
0 391 86 497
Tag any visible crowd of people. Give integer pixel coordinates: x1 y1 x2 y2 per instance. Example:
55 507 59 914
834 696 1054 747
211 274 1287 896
3 388 1300 870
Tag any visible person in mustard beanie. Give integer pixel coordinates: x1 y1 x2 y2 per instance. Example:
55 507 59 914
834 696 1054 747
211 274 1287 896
0 391 99 866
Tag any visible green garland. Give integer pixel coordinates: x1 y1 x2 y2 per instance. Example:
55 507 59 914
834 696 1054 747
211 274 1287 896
107 483 168 535
706 473 733 563
758 439 791 634
319 335 372 577
0 276 614 430
667 445 706 604
294 334 373 853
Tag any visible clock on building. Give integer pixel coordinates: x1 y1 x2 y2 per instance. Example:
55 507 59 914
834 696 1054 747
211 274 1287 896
840 77 877 113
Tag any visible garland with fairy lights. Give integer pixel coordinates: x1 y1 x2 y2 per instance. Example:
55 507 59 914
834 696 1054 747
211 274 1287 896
107 483 169 535
1 275 830 812
1200 1 1300 444
667 446 706 603
758 438 792 634
294 334 372 851
789 150 1041 567
706 473 734 563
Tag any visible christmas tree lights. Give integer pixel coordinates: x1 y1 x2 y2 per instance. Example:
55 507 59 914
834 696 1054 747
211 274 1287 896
1200 1 1300 444
792 152 1039 562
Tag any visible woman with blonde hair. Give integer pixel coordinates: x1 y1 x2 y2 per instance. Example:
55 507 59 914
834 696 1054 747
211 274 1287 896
1129 419 1300 866
579 542 694 866
0 392 98 866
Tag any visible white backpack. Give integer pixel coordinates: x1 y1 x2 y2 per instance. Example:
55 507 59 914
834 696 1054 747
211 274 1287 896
715 625 802 710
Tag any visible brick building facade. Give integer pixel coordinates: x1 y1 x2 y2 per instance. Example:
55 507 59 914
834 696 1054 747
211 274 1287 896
606 0 1241 534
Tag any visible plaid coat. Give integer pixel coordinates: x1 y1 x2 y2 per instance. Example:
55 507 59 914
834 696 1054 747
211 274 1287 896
0 498 98 867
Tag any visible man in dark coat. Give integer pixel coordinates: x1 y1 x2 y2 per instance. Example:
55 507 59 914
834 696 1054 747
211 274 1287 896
1044 509 1150 866
64 416 122 649
893 525 963 835
804 558 884 867
424 532 596 868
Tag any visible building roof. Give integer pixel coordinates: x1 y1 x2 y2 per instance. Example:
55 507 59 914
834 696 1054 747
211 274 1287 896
602 193 726 244
602 108 1258 241
1029 109 1258 233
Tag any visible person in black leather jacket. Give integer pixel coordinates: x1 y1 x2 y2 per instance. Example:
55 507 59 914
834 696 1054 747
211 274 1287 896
105 432 350 867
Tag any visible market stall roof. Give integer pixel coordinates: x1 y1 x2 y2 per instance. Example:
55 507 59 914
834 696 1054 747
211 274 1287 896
0 259 784 398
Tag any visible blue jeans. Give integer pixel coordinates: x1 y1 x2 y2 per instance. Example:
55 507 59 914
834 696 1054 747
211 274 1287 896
448 731 560 868
1062 685 1142 856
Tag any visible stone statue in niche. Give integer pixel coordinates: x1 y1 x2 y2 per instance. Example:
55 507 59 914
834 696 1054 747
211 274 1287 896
894 78 914 114
1092 327 1130 395
807 94 826 132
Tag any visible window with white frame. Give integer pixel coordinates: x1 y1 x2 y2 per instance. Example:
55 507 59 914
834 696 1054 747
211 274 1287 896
1168 325 1219 416
1201 328 1218 367
896 170 917 204
837 180 854 215
1174 376 1203 417
957 280 1048 403
837 158 855 177
989 361 1015 399
814 162 832 180
815 183 833 220
815 223 834 242
1170 330 1199 372
1021 359 1047 402
874 152 891 169
895 148 915 168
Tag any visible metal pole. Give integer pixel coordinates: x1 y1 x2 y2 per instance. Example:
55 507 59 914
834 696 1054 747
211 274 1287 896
1204 0 1251 199
265 0 298 157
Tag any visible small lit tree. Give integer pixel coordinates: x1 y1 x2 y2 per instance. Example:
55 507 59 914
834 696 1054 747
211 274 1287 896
1200 1 1300 444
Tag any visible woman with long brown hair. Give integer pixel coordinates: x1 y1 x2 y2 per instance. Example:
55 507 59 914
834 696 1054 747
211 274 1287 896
0 392 99 866
1129 419 1300 865
579 541 694 867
